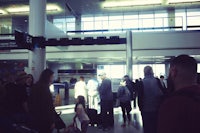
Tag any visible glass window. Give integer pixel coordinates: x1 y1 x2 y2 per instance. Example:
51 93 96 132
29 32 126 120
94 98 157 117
109 15 123 20
94 21 103 30
53 18 75 33
155 12 168 30
187 16 200 26
82 17 94 21
123 19 139 29
54 22 64 30
102 21 109 29
124 14 139 19
82 21 94 30
187 9 200 29
109 20 122 29
66 18 75 23
133 64 165 79
94 16 108 21
97 65 126 79
142 18 154 28
175 10 186 30
66 22 75 31
110 65 126 78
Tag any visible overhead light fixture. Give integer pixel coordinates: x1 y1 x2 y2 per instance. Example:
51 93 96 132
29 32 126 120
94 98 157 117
102 0 162 8
6 5 29 14
0 9 8 15
46 4 62 12
6 4 62 14
168 0 200 4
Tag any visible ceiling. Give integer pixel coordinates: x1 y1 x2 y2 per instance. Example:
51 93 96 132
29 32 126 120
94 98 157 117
0 0 200 17
0 0 200 65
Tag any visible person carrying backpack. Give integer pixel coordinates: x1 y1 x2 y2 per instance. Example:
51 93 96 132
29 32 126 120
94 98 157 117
117 79 132 127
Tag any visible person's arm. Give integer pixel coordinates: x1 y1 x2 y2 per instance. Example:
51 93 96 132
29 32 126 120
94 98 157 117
137 82 144 111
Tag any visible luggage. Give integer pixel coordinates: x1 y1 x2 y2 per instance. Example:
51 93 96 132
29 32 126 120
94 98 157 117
13 123 38 133
54 111 66 131
86 108 100 126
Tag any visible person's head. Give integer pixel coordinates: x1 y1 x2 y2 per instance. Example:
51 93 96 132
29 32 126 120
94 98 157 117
38 69 54 86
167 54 197 91
160 75 165 80
124 75 130 79
98 72 106 80
144 66 154 77
79 76 84 81
15 71 28 85
75 95 86 111
76 95 85 104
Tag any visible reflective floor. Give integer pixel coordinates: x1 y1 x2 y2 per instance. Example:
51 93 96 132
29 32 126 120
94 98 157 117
55 102 144 133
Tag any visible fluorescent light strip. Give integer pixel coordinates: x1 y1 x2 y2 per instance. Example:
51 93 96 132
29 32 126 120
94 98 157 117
168 0 200 3
102 0 162 8
0 9 8 15
6 4 62 14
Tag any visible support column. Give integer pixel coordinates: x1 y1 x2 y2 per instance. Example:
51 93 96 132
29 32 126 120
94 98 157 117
165 63 170 77
28 0 46 82
167 8 175 29
75 15 81 32
126 31 133 80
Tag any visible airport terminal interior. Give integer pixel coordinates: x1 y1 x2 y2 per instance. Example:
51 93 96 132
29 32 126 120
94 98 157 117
0 0 200 132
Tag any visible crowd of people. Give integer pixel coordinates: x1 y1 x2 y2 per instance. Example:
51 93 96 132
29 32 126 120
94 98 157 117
0 54 200 133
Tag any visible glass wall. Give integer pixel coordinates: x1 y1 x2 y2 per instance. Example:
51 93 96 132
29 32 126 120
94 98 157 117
0 18 12 34
53 8 200 33
53 17 75 33
97 64 165 81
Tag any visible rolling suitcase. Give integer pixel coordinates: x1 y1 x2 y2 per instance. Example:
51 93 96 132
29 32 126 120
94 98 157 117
86 108 99 126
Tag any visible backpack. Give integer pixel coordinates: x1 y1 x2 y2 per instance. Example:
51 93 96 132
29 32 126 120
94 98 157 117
123 86 131 99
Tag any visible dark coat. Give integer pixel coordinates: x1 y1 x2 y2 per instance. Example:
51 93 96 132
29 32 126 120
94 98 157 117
28 83 55 131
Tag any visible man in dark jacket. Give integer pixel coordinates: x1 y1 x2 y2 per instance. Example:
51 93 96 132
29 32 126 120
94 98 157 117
157 55 200 133
98 72 114 131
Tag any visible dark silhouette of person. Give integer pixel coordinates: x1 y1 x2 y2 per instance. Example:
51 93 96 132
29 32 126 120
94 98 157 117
98 72 114 131
28 69 55 133
157 55 200 133
138 66 163 133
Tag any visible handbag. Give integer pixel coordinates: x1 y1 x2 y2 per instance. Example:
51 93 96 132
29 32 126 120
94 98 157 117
54 111 66 130
65 124 81 133
65 116 81 133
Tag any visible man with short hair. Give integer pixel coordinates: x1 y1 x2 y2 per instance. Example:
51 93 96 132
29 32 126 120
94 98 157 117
74 76 87 102
98 72 114 131
138 66 163 133
157 54 200 133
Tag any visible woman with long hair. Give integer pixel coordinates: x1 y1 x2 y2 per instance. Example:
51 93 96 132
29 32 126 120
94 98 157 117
28 69 55 133
74 95 90 133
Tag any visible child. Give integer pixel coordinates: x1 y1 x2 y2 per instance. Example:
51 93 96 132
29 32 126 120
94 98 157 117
117 80 132 127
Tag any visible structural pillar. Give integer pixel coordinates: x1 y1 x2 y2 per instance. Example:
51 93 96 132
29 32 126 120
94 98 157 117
28 0 46 82
75 15 81 32
126 31 133 80
165 63 170 78
167 8 175 29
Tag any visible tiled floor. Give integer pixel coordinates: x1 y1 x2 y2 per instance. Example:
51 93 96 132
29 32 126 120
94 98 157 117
55 102 144 133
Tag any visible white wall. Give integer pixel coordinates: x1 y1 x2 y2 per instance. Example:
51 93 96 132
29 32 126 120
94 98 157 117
132 30 200 56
